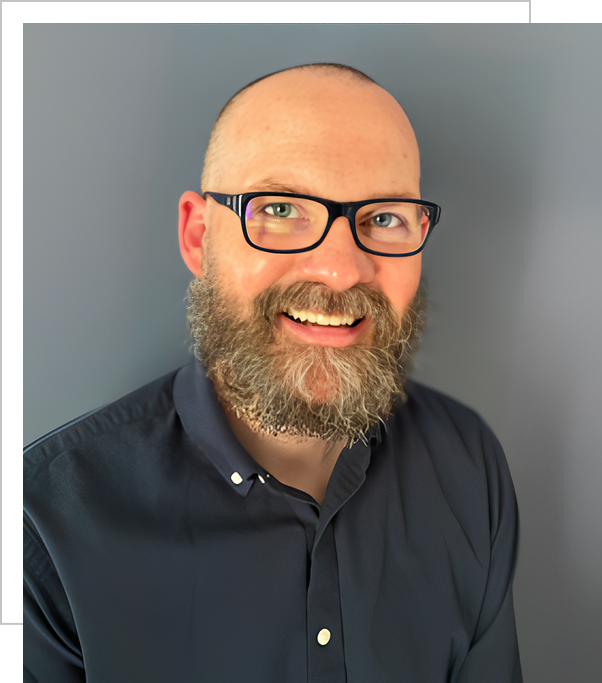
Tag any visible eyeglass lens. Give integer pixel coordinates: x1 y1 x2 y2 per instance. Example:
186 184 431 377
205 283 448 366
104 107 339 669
244 196 431 254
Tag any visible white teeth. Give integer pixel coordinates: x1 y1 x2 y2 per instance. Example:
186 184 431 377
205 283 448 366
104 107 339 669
285 308 357 327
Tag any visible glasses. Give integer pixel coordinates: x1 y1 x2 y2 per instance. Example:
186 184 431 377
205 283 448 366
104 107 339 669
204 191 441 257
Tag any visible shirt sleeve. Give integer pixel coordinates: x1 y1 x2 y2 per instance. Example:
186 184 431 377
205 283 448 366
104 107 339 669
454 427 522 683
23 512 86 683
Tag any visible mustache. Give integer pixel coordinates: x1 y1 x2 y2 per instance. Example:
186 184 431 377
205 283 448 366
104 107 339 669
254 281 398 324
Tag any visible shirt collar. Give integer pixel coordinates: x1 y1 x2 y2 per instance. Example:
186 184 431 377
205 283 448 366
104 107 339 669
173 358 383 500
173 359 265 497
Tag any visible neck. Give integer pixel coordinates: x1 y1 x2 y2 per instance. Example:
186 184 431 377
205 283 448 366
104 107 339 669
223 406 346 505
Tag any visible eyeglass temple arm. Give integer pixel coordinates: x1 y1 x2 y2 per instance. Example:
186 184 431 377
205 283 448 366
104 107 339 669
203 192 242 215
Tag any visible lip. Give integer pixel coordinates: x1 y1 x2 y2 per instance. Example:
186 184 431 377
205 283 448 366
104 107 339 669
277 312 371 347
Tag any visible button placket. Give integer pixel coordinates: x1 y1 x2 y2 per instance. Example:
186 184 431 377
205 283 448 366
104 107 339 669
307 522 345 683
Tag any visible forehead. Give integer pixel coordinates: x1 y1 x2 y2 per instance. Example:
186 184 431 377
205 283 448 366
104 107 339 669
217 71 421 200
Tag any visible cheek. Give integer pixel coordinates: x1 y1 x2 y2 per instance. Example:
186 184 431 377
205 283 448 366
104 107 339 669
211 240 297 310
206 213 297 304
376 256 422 316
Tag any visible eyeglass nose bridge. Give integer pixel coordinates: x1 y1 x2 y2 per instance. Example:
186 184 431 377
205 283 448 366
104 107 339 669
319 200 364 251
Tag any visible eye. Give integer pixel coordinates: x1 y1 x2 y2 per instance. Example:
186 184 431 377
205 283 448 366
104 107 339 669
264 203 300 219
370 212 404 228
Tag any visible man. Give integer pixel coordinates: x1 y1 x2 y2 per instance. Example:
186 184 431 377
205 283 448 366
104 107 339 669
24 63 522 682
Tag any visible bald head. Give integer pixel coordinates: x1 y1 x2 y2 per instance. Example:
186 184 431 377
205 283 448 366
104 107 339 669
201 64 420 198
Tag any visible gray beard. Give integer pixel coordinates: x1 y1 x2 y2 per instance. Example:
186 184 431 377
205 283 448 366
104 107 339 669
187 256 426 445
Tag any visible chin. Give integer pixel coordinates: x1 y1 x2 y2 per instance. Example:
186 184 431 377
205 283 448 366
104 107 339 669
299 375 340 405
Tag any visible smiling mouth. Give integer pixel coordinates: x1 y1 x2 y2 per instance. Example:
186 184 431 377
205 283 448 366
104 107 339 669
283 308 363 328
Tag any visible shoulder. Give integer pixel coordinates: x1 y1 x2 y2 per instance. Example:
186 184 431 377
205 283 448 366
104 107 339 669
388 380 517 529
26 368 179 451
24 368 183 499
398 379 503 461
403 379 489 433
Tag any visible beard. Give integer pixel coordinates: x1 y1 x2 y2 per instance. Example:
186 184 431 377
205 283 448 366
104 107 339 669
187 254 426 446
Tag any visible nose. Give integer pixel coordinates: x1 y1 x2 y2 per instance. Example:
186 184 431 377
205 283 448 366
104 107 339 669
296 216 375 292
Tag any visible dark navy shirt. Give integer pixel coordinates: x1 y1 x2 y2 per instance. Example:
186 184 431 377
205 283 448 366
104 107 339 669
24 360 522 682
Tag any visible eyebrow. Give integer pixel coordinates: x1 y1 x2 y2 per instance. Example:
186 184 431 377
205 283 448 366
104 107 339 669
245 179 418 201
245 179 314 195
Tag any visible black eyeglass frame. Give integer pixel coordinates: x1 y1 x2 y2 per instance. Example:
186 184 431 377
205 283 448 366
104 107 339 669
204 191 441 257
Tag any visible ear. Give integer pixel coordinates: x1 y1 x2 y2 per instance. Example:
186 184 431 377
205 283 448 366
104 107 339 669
178 191 208 278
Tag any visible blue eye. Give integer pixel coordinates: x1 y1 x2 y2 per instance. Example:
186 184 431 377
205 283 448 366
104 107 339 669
371 213 403 228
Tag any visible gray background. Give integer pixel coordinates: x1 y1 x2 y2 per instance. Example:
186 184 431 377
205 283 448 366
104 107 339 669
24 25 602 681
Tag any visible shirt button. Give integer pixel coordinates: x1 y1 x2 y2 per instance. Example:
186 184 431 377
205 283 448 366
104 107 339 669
258 475 266 484
230 472 243 485
317 628 331 646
